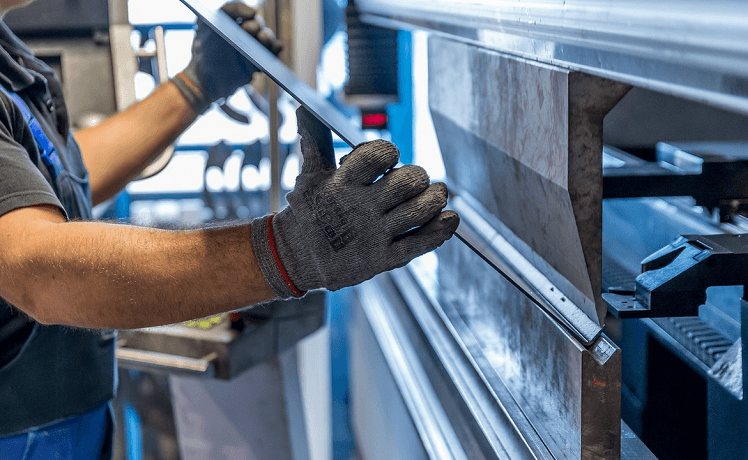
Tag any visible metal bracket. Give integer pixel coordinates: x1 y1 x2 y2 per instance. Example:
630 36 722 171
604 233 748 318
603 143 748 221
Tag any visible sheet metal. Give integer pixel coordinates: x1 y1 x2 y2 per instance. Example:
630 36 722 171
355 270 555 459
355 278 475 460
178 0 605 345
452 196 602 346
179 0 367 147
353 254 646 459
620 422 657 460
424 39 624 457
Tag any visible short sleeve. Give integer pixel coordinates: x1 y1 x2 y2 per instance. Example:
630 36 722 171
0 92 63 219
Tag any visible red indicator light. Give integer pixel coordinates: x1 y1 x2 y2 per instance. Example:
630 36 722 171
362 113 388 128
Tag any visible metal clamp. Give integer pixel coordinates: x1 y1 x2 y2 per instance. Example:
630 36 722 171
604 233 748 318
603 143 748 221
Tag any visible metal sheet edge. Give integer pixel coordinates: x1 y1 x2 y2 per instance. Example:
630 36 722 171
450 195 603 346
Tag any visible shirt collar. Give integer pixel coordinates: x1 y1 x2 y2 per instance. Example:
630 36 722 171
0 21 46 93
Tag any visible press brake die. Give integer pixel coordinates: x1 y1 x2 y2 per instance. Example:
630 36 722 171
604 233 748 319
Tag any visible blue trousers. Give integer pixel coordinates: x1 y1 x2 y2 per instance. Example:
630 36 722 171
0 403 113 460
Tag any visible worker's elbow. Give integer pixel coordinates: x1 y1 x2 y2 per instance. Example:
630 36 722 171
23 294 85 327
28 309 56 326
5 289 57 326
0 276 69 326
7 282 104 328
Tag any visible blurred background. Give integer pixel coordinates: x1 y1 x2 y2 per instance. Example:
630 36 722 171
8 0 748 458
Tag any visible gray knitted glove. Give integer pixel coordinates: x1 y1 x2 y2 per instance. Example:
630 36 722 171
251 107 460 298
172 1 282 114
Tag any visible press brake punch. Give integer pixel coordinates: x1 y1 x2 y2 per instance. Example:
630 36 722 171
179 0 604 346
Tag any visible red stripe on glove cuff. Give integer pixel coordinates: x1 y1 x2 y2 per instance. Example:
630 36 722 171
267 214 306 297
175 72 205 100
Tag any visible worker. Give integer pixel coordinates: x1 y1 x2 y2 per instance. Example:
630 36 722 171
0 0 459 458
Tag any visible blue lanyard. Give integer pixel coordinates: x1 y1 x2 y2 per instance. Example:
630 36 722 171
0 85 63 180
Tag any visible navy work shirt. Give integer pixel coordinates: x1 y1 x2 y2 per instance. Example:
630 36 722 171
0 21 115 436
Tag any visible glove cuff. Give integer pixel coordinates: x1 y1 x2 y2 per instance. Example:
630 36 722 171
251 214 307 299
171 71 212 115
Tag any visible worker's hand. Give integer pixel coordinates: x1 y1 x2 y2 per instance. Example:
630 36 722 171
173 1 282 114
251 107 460 297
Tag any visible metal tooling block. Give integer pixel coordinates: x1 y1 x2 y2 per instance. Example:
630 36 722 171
435 237 622 460
118 291 326 380
428 36 630 325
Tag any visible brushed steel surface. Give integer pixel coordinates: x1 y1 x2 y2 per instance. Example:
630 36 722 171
452 195 602 346
620 421 657 460
430 37 629 325
356 0 748 116
354 255 646 459
389 265 555 460
432 237 621 459
356 278 473 460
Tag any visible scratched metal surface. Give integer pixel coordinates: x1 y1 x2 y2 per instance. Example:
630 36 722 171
423 36 628 458
429 36 629 325
414 238 622 459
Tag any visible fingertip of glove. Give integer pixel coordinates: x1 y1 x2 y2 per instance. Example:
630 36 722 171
428 209 460 235
257 28 277 47
354 139 400 165
424 211 460 253
271 39 284 56
296 107 336 170
443 209 460 223
221 1 257 20
431 181 448 196
295 106 313 128
357 138 397 151
240 19 262 35
407 165 431 192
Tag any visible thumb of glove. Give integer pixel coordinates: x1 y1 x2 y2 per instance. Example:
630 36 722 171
296 107 336 174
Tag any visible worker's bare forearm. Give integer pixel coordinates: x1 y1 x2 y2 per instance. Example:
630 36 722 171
0 215 274 329
75 82 198 206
